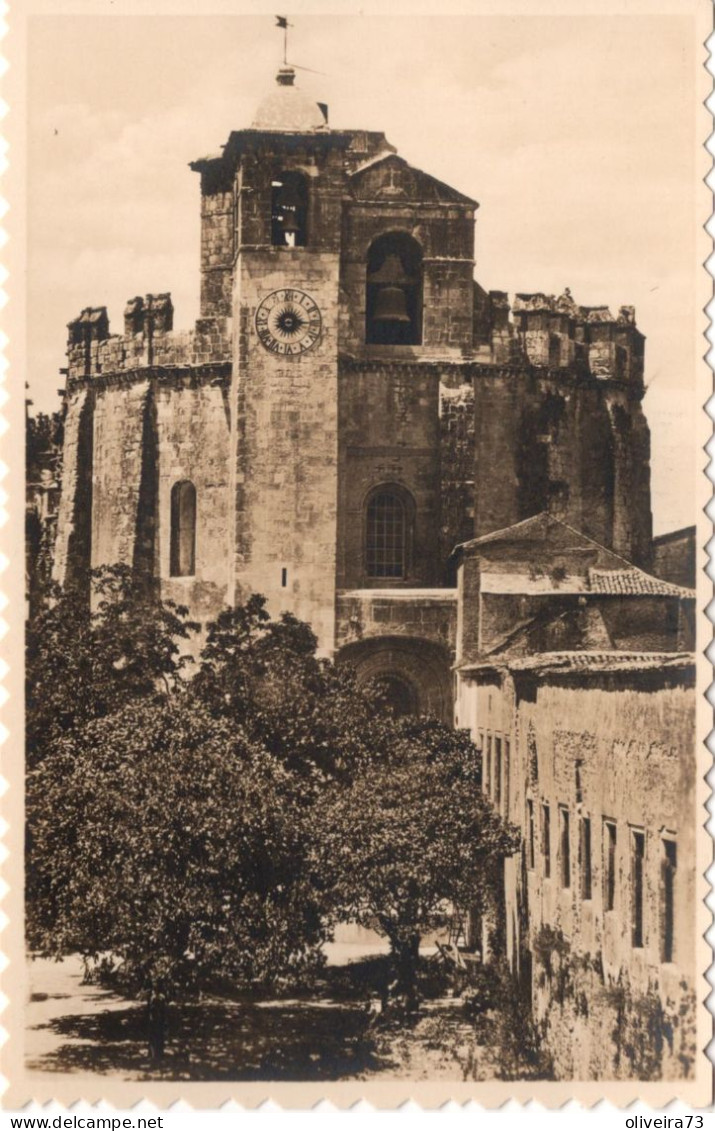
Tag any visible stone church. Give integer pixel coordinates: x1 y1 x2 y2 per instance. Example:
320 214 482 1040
49 62 698 1078
53 64 658 723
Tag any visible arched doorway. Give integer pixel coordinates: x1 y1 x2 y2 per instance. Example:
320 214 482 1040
370 673 419 718
337 636 453 724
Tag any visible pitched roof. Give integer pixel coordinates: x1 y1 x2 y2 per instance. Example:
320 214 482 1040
454 512 595 554
587 568 692 598
458 651 695 676
454 513 695 599
348 152 477 207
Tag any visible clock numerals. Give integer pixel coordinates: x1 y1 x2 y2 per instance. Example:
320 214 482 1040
255 289 322 356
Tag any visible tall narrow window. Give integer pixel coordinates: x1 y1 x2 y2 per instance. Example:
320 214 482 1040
661 838 677 963
271 171 308 247
603 820 617 912
504 738 511 812
526 799 535 870
485 733 492 797
366 488 410 579
366 232 423 345
542 804 551 879
631 829 645 948
559 806 571 889
494 736 502 808
579 816 592 900
170 480 196 577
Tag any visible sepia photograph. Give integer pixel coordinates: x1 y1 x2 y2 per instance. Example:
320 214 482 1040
3 0 712 1110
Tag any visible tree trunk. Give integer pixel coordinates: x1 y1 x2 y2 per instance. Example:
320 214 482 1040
147 992 167 1064
390 931 421 1015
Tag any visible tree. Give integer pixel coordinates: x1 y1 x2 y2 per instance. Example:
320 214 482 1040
317 717 520 1013
191 597 387 782
27 691 328 1062
26 565 198 766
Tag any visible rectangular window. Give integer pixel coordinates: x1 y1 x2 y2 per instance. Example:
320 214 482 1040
542 803 551 879
579 816 592 900
494 736 502 808
603 820 617 912
631 829 645 948
366 491 407 578
526 799 535 869
661 838 677 963
485 733 492 796
504 738 511 812
559 806 571 889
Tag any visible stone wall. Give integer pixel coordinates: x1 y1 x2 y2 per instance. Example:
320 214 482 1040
232 248 341 653
153 380 232 624
470 368 652 564
652 527 697 588
337 359 443 588
91 382 150 570
439 383 475 580
196 161 235 319
335 588 456 651
455 661 697 1081
52 387 93 593
478 593 686 656
66 298 231 382
54 370 232 630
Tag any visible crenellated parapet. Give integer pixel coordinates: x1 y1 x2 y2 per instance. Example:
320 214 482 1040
66 294 232 381
475 288 644 387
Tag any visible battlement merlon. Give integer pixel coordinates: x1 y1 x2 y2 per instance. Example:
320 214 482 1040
476 288 645 385
65 295 232 381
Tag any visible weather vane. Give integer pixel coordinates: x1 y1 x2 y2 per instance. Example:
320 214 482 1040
275 15 328 75
275 15 291 66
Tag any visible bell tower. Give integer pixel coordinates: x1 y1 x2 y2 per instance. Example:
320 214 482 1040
192 67 352 651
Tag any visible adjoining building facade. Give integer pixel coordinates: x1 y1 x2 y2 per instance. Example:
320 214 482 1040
48 65 698 1079
453 516 697 1079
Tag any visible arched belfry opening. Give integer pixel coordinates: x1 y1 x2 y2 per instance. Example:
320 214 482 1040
366 232 423 345
271 171 308 247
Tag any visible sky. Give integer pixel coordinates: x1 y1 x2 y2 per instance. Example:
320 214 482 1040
25 10 700 534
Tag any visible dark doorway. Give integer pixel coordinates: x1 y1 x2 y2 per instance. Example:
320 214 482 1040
372 674 419 718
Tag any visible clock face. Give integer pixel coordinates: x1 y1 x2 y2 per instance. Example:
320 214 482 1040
255 289 322 356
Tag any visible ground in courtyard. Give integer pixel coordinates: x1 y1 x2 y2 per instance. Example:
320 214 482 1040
25 947 507 1083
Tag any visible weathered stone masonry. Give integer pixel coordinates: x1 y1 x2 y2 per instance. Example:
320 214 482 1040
50 63 697 1082
55 67 654 691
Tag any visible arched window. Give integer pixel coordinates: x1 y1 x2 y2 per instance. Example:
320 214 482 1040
366 232 423 345
365 486 413 579
170 480 196 577
271 171 308 247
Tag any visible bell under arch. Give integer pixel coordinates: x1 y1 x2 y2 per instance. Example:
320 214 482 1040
365 231 423 345
271 170 309 247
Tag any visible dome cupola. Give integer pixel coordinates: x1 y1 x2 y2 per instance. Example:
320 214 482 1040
251 67 328 132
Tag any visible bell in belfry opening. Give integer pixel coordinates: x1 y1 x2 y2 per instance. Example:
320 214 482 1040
369 253 414 323
374 285 410 323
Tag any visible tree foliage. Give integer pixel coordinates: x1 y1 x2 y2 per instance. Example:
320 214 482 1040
26 565 197 766
27 577 518 1056
191 596 386 782
318 717 520 1009
26 691 328 1058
